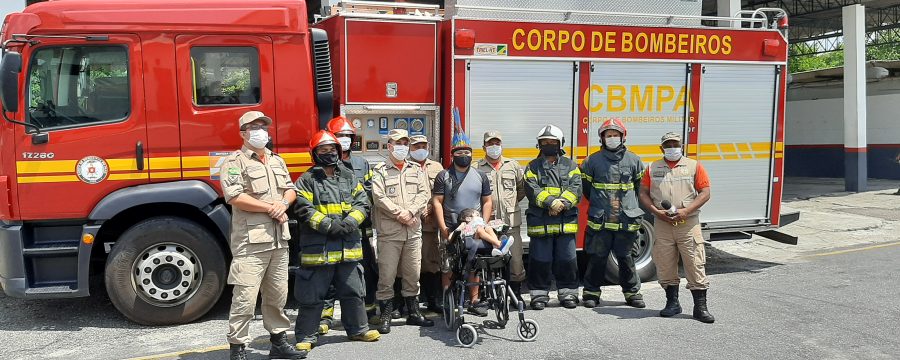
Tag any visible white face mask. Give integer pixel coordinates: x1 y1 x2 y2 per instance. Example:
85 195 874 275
604 136 622 149
247 129 269 149
410 148 429 162
391 144 409 161
485 145 502 159
337 136 352 152
664 147 683 161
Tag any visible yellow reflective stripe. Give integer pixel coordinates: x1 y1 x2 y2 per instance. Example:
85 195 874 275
327 251 344 263
568 168 582 178
535 190 551 204
582 172 593 182
344 247 363 260
635 169 644 180
525 169 537 179
563 223 578 233
628 223 642 232
298 190 314 201
352 182 364 196
309 211 326 230
592 182 635 191
527 226 546 236
301 253 326 266
529 224 576 235
560 190 577 203
364 170 374 181
348 209 366 224
587 221 640 232
316 203 347 215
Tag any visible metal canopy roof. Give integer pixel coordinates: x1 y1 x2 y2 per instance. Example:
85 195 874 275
703 0 900 55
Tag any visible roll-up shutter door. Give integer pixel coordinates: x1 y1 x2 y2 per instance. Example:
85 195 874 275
697 64 778 226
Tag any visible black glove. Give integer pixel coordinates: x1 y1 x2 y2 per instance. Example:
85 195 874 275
325 220 350 236
340 218 359 234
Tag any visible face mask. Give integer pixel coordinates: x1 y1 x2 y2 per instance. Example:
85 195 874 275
410 148 429 162
247 129 269 149
664 147 683 161
337 136 352 152
315 151 339 166
540 144 559 157
453 155 472 168
604 136 622 149
485 145 502 159
391 144 409 161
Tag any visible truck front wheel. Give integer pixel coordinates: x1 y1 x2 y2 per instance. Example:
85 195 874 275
104 217 226 325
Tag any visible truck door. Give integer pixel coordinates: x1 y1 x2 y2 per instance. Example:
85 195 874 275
174 35 275 183
697 64 779 227
15 35 148 219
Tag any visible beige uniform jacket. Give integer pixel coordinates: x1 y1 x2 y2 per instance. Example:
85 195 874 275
418 159 444 232
220 146 295 256
370 160 430 241
476 157 525 227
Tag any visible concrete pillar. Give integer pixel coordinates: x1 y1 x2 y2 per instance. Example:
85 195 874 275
717 0 741 28
843 4 867 192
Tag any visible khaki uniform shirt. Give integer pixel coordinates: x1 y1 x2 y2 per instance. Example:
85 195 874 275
370 160 430 240
477 157 525 227
418 159 443 232
220 146 295 256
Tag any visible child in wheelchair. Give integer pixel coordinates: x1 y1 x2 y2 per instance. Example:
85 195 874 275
453 208 514 317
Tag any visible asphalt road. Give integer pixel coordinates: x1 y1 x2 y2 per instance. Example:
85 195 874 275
2 241 899 360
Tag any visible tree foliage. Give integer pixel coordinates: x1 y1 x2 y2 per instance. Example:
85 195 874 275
790 31 900 73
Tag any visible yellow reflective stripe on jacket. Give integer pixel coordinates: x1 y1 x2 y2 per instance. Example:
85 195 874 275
344 247 363 260
315 203 352 215
582 173 594 182
364 170 374 181
300 248 363 266
525 169 537 179
348 209 366 224
560 190 578 203
298 190 314 201
300 253 326 266
568 168 582 178
536 187 563 206
592 182 635 191
327 251 344 263
351 182 364 196
309 211 326 230
527 223 578 236
587 220 641 232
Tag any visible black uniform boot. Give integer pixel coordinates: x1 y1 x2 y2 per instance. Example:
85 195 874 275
405 296 435 327
378 300 393 334
230 344 247 360
625 292 646 308
691 289 715 323
269 332 307 359
659 286 682 317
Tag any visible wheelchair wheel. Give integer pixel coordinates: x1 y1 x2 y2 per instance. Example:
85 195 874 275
517 319 539 342
456 323 478 348
494 285 509 327
442 287 457 330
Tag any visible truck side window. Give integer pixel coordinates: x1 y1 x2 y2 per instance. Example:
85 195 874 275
27 46 130 129
190 47 261 106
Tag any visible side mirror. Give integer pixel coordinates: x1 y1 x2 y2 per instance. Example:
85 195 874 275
0 51 23 113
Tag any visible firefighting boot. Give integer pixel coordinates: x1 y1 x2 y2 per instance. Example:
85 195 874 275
582 290 601 309
659 286 682 317
269 332 307 359
405 296 435 327
348 330 381 342
691 289 716 323
377 300 393 334
530 295 549 311
230 344 247 360
624 292 646 308
560 294 579 309
366 303 380 325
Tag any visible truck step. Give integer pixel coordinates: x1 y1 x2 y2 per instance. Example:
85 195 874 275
24 284 78 295
22 242 79 257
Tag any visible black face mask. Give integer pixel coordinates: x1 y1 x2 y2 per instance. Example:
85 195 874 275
315 152 339 166
540 144 560 156
453 155 472 168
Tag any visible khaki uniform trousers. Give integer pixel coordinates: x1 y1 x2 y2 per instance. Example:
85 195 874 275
227 248 291 345
652 216 709 290
376 236 422 300
507 226 525 282
420 230 442 273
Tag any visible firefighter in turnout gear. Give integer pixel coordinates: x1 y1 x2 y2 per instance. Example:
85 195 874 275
581 118 647 309
222 111 306 360
639 132 715 323
322 115 378 331
292 130 380 353
409 135 445 313
370 129 434 334
476 131 527 301
524 125 582 310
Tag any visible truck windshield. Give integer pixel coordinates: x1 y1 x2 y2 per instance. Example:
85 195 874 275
27 45 129 129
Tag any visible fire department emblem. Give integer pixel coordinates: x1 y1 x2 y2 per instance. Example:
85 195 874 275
76 156 109 184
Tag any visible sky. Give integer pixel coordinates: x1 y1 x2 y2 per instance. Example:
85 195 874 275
0 1 26 22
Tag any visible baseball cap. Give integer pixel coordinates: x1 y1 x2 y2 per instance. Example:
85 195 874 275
661 132 683 144
387 128 410 142
483 131 503 143
238 111 272 128
410 135 429 145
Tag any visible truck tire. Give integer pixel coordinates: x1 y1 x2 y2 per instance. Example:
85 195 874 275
604 217 657 284
105 216 226 325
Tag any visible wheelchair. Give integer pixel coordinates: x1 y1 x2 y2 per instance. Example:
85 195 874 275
441 221 539 347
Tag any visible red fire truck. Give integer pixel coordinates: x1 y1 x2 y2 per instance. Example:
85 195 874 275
0 0 791 325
